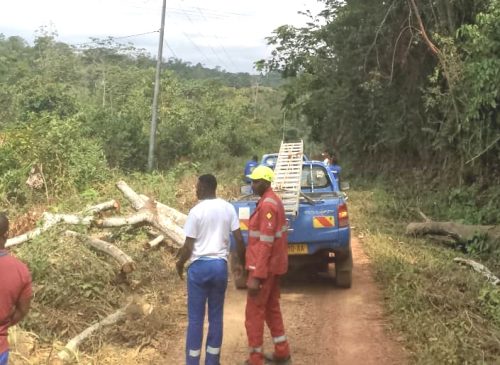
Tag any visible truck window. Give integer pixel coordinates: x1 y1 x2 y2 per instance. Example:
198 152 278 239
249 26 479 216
263 155 278 166
301 165 330 188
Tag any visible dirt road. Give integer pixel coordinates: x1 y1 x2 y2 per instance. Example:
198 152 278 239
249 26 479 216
170 237 407 364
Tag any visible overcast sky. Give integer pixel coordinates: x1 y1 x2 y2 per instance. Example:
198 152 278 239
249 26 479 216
0 0 324 73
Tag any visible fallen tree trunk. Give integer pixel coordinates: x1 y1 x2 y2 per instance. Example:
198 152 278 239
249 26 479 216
94 210 184 248
57 307 126 362
82 200 120 215
65 231 136 273
454 257 500 285
7 183 185 250
115 180 187 226
139 194 186 226
406 221 500 245
6 200 119 248
116 180 145 210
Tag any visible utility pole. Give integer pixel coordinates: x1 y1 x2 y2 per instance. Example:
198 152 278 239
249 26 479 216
147 0 167 172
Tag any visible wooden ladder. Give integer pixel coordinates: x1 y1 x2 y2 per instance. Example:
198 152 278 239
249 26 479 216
271 140 304 217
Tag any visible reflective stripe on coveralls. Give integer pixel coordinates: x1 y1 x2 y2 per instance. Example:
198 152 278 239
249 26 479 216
263 197 277 205
206 346 220 355
189 349 201 357
273 335 287 344
249 229 283 243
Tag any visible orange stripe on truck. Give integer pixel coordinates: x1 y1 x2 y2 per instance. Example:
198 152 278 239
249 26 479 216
313 216 334 228
240 219 249 230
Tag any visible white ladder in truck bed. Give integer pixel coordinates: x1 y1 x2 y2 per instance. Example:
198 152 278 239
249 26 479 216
271 140 304 217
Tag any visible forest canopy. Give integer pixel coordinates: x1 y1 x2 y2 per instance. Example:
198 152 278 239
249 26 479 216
259 0 499 182
0 32 286 203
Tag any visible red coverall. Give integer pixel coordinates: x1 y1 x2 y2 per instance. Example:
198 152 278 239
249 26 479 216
245 187 290 364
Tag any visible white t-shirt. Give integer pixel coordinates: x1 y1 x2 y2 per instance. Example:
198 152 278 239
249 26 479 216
184 198 240 263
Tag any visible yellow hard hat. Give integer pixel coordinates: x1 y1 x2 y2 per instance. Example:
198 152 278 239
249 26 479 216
247 165 274 182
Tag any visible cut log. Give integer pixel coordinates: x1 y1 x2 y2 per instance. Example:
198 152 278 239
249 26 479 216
139 194 186 226
6 213 93 248
454 257 500 285
95 211 184 248
57 308 126 362
6 201 119 248
116 181 145 210
116 180 187 226
94 211 151 228
406 221 500 245
147 235 165 249
65 231 136 273
82 200 120 215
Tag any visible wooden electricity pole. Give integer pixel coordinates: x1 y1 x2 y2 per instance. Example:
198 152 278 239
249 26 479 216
147 0 167 171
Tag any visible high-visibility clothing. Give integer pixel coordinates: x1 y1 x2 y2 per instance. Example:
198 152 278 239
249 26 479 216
245 274 290 365
245 187 288 279
244 187 290 365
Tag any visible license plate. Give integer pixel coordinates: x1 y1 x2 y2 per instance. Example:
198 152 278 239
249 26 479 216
288 244 308 255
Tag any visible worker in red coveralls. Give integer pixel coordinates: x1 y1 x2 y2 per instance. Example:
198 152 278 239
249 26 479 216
243 166 291 365
0 213 32 365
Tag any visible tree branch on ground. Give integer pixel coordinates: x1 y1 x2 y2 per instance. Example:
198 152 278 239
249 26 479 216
57 307 127 362
6 200 119 248
65 230 136 273
454 258 500 285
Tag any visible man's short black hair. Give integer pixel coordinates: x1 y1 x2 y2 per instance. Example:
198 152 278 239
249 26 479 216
252 155 258 161
198 174 217 193
0 212 9 236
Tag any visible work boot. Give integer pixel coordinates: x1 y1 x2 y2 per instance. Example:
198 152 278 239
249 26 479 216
263 354 292 364
264 341 291 364
242 351 265 365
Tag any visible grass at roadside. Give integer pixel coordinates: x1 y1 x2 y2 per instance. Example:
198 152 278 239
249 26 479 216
348 187 500 364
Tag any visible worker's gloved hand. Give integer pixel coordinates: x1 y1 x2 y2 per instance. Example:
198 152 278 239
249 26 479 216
247 276 261 297
176 260 185 280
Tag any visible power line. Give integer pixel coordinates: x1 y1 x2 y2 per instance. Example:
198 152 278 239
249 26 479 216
181 31 211 65
165 42 178 59
195 6 238 70
113 30 160 40
72 30 159 47
178 6 230 70
123 3 249 18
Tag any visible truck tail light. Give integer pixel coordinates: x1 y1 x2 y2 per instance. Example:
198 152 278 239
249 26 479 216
338 203 349 227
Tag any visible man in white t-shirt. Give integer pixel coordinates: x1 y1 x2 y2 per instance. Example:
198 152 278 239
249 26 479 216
176 174 245 365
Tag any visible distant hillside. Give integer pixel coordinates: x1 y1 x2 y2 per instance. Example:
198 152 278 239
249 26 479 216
164 58 284 88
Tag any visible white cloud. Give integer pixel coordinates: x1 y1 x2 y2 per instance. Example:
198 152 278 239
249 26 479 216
0 0 324 72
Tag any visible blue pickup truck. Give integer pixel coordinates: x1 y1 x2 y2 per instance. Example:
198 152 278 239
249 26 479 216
230 160 352 288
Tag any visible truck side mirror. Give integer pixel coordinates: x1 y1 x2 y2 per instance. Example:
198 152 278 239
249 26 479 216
340 181 350 191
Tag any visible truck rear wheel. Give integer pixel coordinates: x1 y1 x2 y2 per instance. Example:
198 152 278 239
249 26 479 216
232 269 247 289
334 247 353 288
229 252 247 289
335 269 352 288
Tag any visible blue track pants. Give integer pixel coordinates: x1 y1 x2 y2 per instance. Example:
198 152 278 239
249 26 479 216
186 259 227 365
0 350 8 365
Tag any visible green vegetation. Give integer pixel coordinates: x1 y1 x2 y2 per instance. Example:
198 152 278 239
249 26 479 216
349 181 500 364
0 31 286 206
261 4 500 359
259 0 499 184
